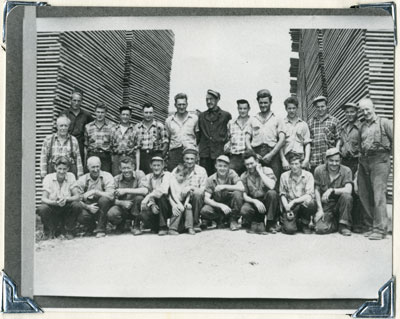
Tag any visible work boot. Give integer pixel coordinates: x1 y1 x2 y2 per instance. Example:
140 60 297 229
363 229 373 237
230 220 240 231
158 228 168 236
339 224 351 236
266 221 278 234
187 228 196 235
369 232 385 240
246 222 258 234
168 230 179 236
132 227 142 236
257 222 268 235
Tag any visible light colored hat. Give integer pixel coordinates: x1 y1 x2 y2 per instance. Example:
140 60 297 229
216 155 230 164
325 148 341 158
151 156 164 163
312 96 328 104
207 89 221 99
341 102 359 111
182 146 199 156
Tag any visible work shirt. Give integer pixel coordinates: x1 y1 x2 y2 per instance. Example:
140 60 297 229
279 169 314 202
198 106 232 159
205 170 241 195
173 164 208 190
84 120 115 152
282 117 311 155
241 167 276 199
340 121 362 159
40 133 83 177
42 172 77 201
314 164 352 200
165 113 198 150
140 171 171 200
246 112 286 148
135 120 169 151
114 170 146 200
308 115 341 166
226 117 251 154
75 171 115 201
59 108 94 145
360 115 393 154
111 123 138 155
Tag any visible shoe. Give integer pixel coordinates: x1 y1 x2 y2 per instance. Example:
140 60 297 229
158 229 168 236
339 224 352 236
246 222 258 234
363 230 373 237
256 222 268 235
369 232 385 240
132 228 142 236
187 228 196 235
65 232 75 240
199 221 208 231
95 232 106 238
168 230 179 236
302 225 312 234
352 226 364 234
266 222 277 234
230 221 240 231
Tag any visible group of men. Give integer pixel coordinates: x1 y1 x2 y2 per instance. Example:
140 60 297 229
37 88 392 241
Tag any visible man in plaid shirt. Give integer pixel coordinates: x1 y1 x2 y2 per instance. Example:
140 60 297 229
84 102 115 173
110 106 139 176
308 96 341 173
225 99 251 175
40 115 83 179
135 102 169 174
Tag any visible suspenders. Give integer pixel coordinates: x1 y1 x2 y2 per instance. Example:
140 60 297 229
84 175 106 193
47 134 76 163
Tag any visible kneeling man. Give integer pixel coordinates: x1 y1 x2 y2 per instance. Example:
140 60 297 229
200 155 244 231
280 153 316 234
314 148 353 235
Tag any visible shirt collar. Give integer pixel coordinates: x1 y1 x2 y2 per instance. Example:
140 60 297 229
120 171 137 181
139 120 156 128
117 123 134 130
289 169 306 180
345 120 362 130
256 111 274 122
207 106 221 114
284 116 302 124
88 171 105 182
51 172 70 182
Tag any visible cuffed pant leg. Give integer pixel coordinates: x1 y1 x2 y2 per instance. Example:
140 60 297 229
95 196 113 232
337 193 353 227
184 206 194 230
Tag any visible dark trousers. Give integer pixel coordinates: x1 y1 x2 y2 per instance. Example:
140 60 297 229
358 152 391 235
141 195 172 232
342 157 359 176
111 154 136 176
168 147 184 172
107 195 144 227
240 190 279 224
200 157 216 176
140 149 162 175
253 144 282 186
169 205 194 232
190 189 204 227
87 151 112 173
281 201 317 234
77 196 113 233
36 201 82 234
315 193 353 234
229 154 245 176
200 191 243 224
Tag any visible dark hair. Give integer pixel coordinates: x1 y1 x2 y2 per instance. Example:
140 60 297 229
70 88 83 98
119 156 136 168
242 149 259 162
236 99 250 108
174 164 189 176
54 156 71 168
174 93 188 102
119 106 131 114
95 101 107 111
287 152 303 163
284 96 299 108
256 92 273 102
142 102 154 110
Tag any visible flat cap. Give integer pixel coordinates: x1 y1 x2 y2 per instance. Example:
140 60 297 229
312 96 328 104
182 146 199 156
325 148 341 158
216 155 230 164
151 156 164 163
341 102 359 111
256 89 271 98
207 89 221 99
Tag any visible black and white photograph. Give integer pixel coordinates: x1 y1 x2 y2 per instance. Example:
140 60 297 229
3 4 396 312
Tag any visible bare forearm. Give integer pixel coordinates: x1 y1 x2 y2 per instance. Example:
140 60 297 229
333 184 352 195
304 143 311 162
259 172 275 190
243 193 255 204
315 188 323 211
204 196 221 208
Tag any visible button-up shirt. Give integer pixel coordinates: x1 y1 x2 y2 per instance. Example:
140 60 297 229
84 120 115 152
340 121 362 158
314 164 352 198
308 115 341 166
241 167 276 199
205 169 241 195
282 117 311 155
42 172 77 201
135 120 169 151
75 171 115 201
114 170 145 200
173 165 208 190
40 133 83 177
198 106 232 158
360 115 393 153
165 112 198 150
279 169 314 202
59 108 94 144
246 112 286 148
226 117 251 154
139 171 171 200
111 123 138 155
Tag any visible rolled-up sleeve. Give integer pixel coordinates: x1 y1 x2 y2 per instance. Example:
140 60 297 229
302 123 312 145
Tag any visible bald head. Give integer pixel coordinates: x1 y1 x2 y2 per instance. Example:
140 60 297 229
87 156 101 168
87 156 101 179
358 98 376 122
358 98 374 109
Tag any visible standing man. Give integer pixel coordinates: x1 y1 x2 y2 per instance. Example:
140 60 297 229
198 89 232 175
84 102 114 173
245 89 286 183
40 115 83 179
225 99 251 175
107 157 147 235
308 96 341 173
314 148 353 236
200 155 244 231
110 106 139 176
279 96 311 171
240 150 279 234
75 156 115 238
60 88 94 164
135 102 169 174
165 93 198 171
358 98 392 240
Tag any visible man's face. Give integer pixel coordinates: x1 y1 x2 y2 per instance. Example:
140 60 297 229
70 93 82 111
244 156 258 173
95 107 106 122
183 153 196 169
237 103 249 118
359 101 375 122
175 98 188 115
120 162 134 179
206 94 218 110
55 163 69 179
344 107 358 123
315 101 328 118
88 160 101 179
151 160 164 175
215 161 229 176
143 107 154 122
57 118 70 136
327 154 341 172
258 97 271 113
120 110 131 125
286 103 298 119
289 159 302 174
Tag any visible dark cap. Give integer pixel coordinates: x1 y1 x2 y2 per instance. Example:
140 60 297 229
341 102 359 111
207 89 221 100
312 96 328 104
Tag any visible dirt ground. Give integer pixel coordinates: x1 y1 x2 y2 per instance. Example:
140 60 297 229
34 226 392 299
